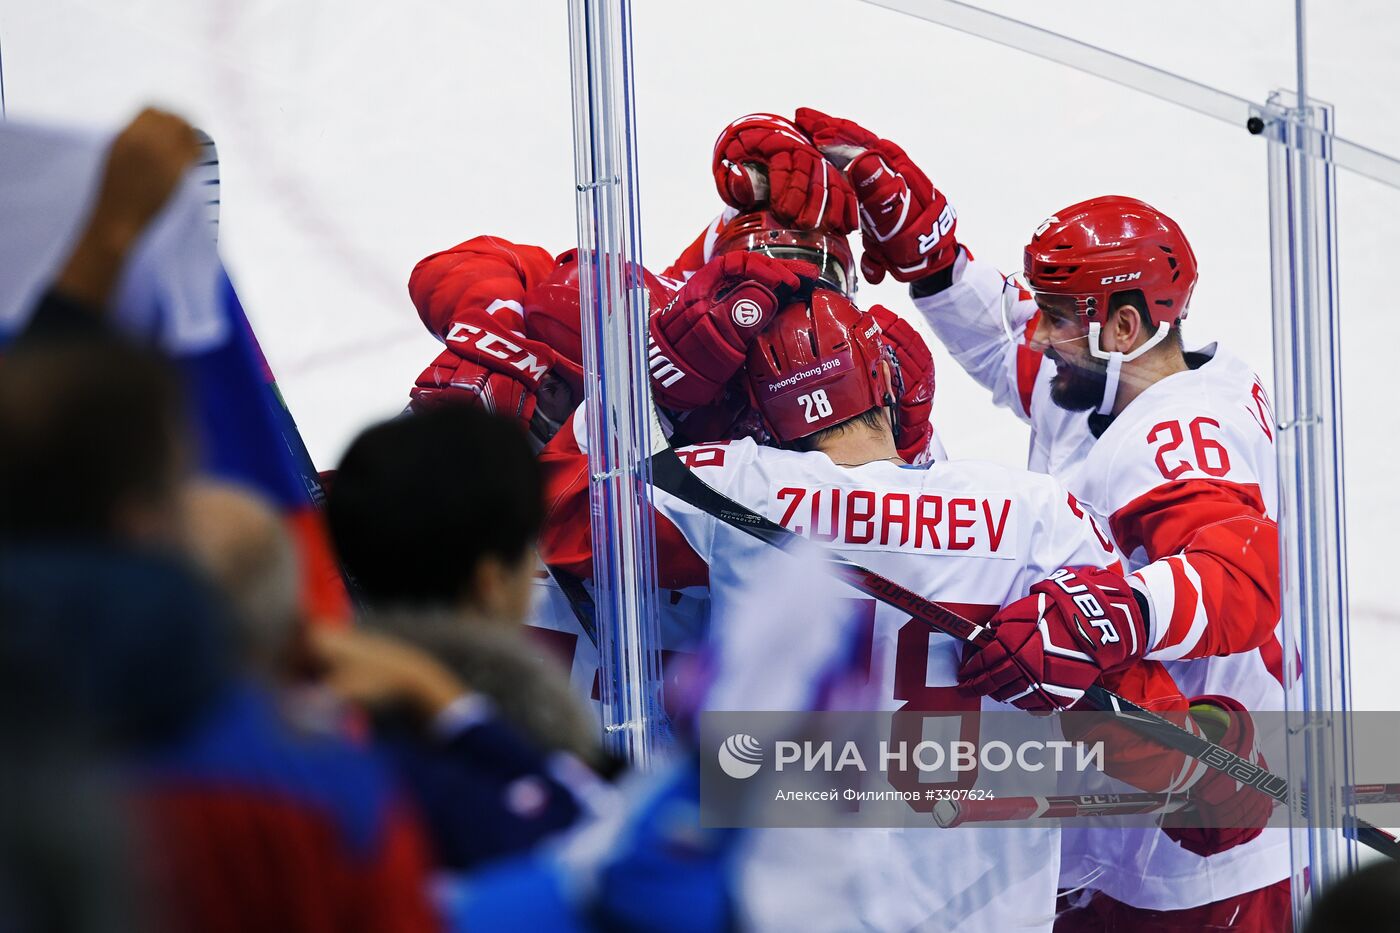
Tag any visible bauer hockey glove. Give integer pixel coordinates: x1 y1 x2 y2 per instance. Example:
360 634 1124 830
1162 695 1275 857
408 321 559 425
649 251 817 411
869 304 934 463
795 108 959 284
712 113 858 233
958 566 1150 712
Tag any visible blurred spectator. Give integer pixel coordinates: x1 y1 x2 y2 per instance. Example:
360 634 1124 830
326 404 542 618
12 108 200 347
1 108 439 932
453 548 857 933
182 480 301 678
0 110 224 933
130 675 441 933
321 405 596 870
0 338 190 543
327 399 603 763
1302 860 1400 933
326 403 600 759
0 338 230 748
362 610 601 768
147 480 440 933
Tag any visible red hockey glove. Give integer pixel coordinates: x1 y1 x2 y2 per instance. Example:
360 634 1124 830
649 252 817 411
795 108 959 284
712 113 858 233
408 235 555 340
958 566 1149 712
869 305 934 463
1162 696 1275 857
407 321 558 424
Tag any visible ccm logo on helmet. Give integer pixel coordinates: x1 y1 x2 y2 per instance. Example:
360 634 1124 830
1100 272 1143 285
445 323 549 380
1047 568 1121 646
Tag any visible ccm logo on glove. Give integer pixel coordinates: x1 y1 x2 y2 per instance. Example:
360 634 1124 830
445 322 550 381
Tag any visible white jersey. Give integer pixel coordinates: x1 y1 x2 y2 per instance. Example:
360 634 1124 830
525 565 708 726
606 430 1119 931
648 437 1121 696
914 251 1288 909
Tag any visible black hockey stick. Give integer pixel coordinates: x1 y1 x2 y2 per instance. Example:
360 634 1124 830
546 565 600 648
933 783 1400 828
645 438 1400 859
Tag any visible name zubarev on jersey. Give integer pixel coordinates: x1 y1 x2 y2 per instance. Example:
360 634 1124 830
770 482 1018 558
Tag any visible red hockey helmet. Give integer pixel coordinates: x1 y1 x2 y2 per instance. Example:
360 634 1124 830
522 250 585 394
714 210 856 297
522 248 671 397
1022 196 1198 329
745 289 894 444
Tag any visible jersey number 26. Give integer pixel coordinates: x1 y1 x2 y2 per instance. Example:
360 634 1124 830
1148 417 1232 480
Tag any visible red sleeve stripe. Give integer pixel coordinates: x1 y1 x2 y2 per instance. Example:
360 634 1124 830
1132 556 1206 661
1167 557 1209 660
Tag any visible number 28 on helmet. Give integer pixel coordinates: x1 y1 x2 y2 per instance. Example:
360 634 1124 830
745 289 895 444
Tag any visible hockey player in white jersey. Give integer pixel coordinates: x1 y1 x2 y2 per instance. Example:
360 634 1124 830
790 108 1288 928
536 254 1245 931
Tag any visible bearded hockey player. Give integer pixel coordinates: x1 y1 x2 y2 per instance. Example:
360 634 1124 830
792 108 1287 929
536 251 1262 930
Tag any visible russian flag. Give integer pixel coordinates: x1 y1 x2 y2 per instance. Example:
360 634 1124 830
0 118 349 621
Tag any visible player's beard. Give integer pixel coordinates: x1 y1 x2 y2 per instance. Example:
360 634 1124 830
1046 352 1108 412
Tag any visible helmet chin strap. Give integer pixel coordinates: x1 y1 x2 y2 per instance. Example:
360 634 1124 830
1086 321 1171 416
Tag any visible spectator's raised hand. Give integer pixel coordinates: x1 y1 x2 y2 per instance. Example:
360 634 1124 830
56 107 202 309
